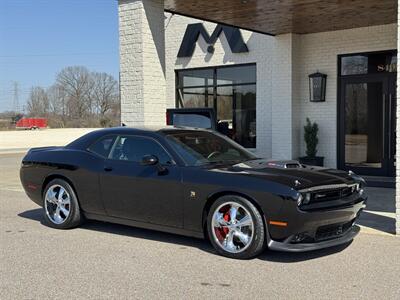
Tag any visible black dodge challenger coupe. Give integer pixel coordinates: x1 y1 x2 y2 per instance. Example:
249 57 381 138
20 127 367 259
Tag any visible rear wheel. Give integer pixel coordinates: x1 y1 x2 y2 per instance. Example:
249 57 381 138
43 179 82 229
207 195 266 259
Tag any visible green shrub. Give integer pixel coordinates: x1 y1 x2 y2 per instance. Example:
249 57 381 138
304 118 319 157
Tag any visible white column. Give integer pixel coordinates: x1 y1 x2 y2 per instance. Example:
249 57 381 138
271 34 300 160
119 0 166 126
396 3 400 235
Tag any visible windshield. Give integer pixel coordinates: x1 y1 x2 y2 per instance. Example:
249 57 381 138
165 131 257 166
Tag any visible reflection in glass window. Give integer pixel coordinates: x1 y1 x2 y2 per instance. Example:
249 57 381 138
341 55 368 75
176 64 256 148
110 136 173 165
340 52 397 75
177 87 214 108
344 83 383 168
178 68 213 87
217 65 256 85
88 136 116 158
233 85 256 148
165 131 256 166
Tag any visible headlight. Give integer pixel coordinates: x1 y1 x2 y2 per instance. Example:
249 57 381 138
348 171 366 190
296 194 303 206
296 193 312 206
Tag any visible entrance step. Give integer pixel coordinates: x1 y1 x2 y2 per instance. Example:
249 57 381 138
363 176 395 188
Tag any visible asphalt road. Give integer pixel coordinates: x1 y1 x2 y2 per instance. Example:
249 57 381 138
1 153 400 299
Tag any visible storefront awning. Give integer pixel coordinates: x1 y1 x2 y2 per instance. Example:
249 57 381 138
165 0 397 35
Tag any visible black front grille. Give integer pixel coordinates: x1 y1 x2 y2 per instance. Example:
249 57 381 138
315 220 354 241
309 185 357 204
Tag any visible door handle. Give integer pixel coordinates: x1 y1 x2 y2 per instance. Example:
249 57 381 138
104 166 113 172
382 94 386 157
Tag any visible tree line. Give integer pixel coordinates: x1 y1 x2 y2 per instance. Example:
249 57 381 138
26 66 120 128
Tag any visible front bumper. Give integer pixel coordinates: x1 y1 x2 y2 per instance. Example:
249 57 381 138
266 190 366 252
268 224 360 252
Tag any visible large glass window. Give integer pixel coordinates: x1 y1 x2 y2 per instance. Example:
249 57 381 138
176 64 256 148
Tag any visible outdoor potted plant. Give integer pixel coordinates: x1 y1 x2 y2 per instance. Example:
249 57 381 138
299 118 324 166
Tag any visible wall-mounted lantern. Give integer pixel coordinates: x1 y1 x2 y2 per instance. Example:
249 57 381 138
308 72 327 102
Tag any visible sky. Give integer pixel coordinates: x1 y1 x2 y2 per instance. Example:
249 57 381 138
0 0 119 112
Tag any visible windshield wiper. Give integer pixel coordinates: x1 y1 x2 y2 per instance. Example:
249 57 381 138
243 157 260 162
206 159 242 165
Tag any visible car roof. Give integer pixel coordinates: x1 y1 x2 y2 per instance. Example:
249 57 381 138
66 126 211 149
94 125 209 134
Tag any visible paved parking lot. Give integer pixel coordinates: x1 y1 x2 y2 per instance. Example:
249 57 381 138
1 152 399 299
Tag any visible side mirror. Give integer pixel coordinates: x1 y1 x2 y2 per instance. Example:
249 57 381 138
141 155 167 174
141 155 159 166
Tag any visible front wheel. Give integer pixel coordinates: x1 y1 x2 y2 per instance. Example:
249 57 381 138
43 179 83 229
207 196 266 259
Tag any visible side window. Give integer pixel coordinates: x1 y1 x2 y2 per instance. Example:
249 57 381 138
87 136 116 158
110 135 173 165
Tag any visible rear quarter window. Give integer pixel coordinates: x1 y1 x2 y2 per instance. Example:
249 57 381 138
87 136 116 158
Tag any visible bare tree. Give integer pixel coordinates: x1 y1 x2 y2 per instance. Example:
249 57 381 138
90 72 118 116
47 84 67 116
46 84 69 127
27 87 49 117
56 66 93 119
24 66 120 128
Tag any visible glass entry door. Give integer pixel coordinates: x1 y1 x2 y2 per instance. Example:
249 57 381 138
339 74 396 176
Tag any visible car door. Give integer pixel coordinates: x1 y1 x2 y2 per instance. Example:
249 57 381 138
99 134 183 228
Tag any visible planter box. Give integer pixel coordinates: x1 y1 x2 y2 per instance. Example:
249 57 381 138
298 156 324 167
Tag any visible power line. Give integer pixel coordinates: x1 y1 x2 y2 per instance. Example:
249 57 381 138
0 51 118 58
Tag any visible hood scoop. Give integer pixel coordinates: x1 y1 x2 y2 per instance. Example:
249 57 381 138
235 159 304 170
266 160 303 169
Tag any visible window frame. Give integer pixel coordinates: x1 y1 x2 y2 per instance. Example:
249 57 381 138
175 63 257 109
338 50 397 77
175 63 257 149
105 134 177 166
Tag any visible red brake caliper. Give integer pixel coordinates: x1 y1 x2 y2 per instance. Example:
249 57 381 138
215 208 230 241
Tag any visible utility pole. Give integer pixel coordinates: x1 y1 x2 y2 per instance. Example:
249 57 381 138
12 81 19 113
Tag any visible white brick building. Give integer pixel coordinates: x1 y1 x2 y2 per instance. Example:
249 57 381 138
118 0 399 233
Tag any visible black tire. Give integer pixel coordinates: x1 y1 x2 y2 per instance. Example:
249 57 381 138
207 195 266 259
42 179 83 229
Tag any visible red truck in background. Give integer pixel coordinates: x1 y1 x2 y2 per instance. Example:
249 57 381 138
15 118 47 130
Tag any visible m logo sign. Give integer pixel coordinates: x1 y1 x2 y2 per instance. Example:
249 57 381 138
177 23 249 58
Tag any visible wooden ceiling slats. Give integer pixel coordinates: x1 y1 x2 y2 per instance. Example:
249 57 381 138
164 0 397 35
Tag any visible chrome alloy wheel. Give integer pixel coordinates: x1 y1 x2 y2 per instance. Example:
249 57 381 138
45 184 71 224
211 202 255 253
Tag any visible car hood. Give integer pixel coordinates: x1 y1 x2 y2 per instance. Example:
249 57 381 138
208 159 358 190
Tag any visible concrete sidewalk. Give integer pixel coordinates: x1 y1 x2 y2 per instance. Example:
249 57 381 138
358 187 396 235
